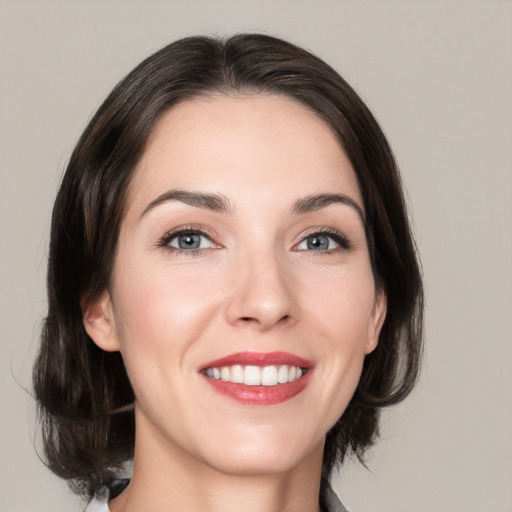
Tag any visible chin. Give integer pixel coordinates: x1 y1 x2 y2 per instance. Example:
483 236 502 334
195 429 324 478
204 451 311 478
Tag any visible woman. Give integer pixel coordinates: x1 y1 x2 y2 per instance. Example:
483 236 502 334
33 34 423 512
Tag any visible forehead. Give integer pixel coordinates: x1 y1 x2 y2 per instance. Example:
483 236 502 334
127 94 362 215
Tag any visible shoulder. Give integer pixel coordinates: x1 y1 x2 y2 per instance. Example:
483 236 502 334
83 485 109 512
83 480 130 512
321 478 351 512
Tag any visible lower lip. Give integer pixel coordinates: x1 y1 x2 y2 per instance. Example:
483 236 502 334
202 371 312 406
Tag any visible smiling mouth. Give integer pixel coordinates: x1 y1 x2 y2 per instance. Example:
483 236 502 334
199 352 313 405
203 364 307 386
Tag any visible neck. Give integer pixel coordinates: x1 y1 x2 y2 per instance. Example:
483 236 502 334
110 410 324 512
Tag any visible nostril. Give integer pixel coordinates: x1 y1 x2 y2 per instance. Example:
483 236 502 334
239 314 290 324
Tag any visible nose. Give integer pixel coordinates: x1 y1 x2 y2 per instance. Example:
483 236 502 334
225 250 299 332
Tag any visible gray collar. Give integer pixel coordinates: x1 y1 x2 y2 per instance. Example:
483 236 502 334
321 478 351 512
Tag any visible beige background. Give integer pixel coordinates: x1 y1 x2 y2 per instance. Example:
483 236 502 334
1 1 511 511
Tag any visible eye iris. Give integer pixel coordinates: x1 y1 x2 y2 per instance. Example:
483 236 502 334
178 233 200 249
307 235 329 250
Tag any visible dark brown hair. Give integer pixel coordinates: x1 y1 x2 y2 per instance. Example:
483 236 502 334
33 33 423 497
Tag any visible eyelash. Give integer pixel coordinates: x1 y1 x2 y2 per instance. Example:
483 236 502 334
295 228 352 253
157 226 217 256
157 226 352 255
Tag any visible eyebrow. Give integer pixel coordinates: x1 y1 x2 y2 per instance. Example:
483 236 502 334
291 193 366 224
140 189 233 218
140 189 365 224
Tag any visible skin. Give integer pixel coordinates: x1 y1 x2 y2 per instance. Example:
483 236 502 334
84 94 386 512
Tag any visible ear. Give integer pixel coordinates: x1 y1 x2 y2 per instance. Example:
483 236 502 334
82 290 120 352
365 290 387 355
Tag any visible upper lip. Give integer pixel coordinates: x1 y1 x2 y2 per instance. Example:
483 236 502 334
199 351 314 370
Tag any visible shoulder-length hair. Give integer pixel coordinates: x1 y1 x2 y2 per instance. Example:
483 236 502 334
33 33 423 498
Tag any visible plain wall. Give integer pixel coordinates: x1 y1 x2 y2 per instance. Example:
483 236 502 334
1 1 511 511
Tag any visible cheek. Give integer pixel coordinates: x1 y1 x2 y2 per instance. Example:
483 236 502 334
304 264 376 342
109 261 225 412
304 266 375 411
110 255 228 364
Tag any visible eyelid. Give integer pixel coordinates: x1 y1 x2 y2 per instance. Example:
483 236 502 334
167 232 213 250
293 227 352 251
157 224 221 251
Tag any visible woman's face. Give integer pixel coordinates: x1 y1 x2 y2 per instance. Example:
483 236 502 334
86 94 386 477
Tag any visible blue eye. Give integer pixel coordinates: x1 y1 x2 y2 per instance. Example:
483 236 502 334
296 231 350 251
166 231 213 250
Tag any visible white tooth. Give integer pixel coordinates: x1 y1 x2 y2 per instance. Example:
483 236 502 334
296 367 302 379
288 366 297 382
244 365 261 385
231 364 244 383
221 367 230 381
261 365 278 386
278 365 289 384
213 368 221 380
206 368 214 378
